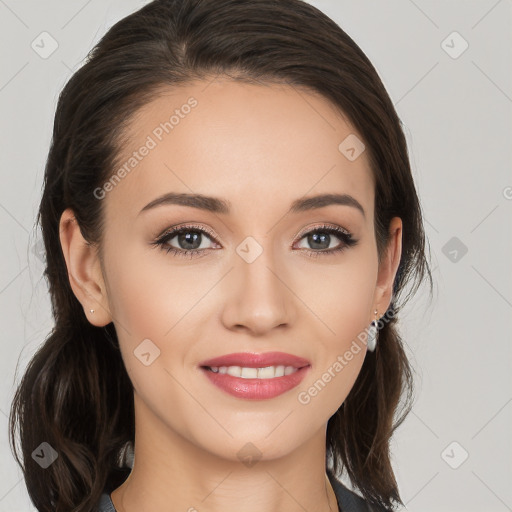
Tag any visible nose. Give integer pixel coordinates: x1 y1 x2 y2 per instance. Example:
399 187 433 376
220 248 296 336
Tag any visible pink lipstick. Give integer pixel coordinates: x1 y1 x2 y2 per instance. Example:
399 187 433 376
198 351 311 400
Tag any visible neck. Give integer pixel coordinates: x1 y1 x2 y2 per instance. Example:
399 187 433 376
111 395 339 512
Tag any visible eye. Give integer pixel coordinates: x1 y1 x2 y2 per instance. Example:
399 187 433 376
151 223 220 259
293 224 358 257
151 222 358 259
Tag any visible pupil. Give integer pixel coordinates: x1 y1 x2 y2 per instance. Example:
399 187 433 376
179 231 201 250
309 232 329 250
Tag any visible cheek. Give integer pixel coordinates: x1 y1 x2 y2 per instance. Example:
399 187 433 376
106 242 200 336
292 252 376 407
103 244 218 395
102 246 178 376
293 250 377 340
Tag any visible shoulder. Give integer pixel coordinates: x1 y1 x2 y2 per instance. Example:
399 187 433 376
96 466 131 511
96 492 116 512
327 468 389 512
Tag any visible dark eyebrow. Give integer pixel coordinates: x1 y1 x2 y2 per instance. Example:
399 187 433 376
139 192 365 218
289 193 365 218
139 193 231 216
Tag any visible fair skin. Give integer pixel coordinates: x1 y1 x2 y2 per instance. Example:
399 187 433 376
59 78 402 512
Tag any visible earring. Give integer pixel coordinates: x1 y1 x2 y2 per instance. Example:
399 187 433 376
367 309 378 352
90 309 95 313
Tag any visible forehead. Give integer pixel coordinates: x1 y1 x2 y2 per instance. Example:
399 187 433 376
104 79 374 224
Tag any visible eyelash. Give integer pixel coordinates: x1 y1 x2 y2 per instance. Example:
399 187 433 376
151 223 358 259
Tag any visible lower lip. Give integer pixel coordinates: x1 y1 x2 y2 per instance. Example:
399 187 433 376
200 366 311 400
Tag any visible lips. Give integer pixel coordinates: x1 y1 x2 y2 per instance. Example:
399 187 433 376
200 364 310 400
198 351 311 370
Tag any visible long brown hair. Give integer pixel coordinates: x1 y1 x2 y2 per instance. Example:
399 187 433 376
9 0 433 510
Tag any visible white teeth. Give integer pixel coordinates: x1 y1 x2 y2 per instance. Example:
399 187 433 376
256 366 275 379
208 365 298 379
226 366 242 377
241 367 258 378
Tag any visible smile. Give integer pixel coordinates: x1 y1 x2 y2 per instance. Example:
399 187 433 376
206 365 299 379
200 364 311 400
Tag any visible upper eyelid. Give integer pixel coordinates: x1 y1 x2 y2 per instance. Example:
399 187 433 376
294 223 351 239
158 223 216 239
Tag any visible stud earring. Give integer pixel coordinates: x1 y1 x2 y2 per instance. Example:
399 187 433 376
90 309 95 313
367 309 378 352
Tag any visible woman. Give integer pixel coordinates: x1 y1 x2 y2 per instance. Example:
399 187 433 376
9 0 433 511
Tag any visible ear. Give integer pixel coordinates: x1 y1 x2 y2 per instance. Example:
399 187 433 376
372 216 402 319
58 208 112 327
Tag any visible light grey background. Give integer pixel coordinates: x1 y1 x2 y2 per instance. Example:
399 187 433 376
1 1 511 511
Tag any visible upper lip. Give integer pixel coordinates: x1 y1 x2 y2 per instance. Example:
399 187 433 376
199 351 310 369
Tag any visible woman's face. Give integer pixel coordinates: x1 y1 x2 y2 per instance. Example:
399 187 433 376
68 78 401 463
